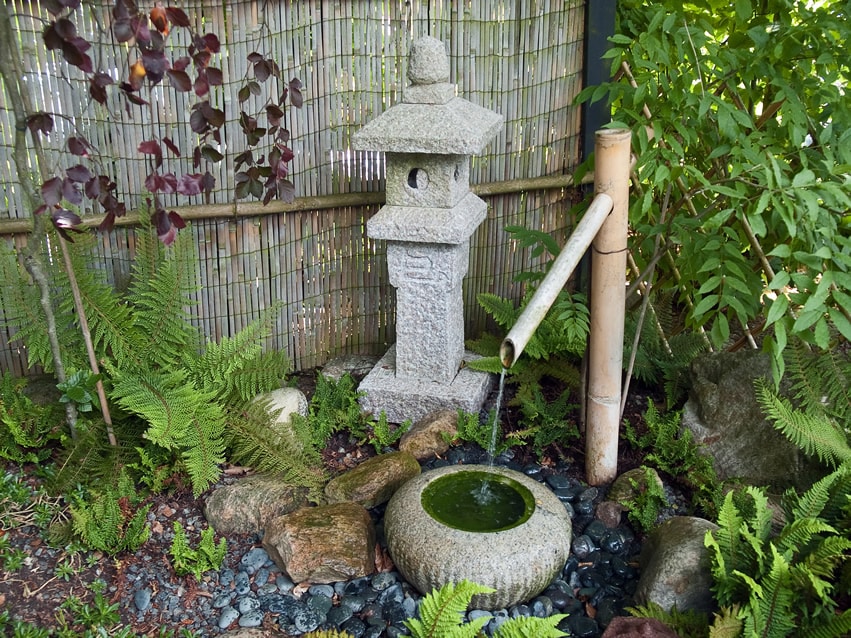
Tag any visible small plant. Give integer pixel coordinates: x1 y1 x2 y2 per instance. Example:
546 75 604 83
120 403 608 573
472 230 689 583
364 412 411 453
449 409 516 457
56 370 101 414
622 466 669 534
57 589 121 632
169 521 228 580
404 580 568 638
508 386 580 458
68 469 150 554
0 373 62 463
625 601 743 638
624 402 720 517
54 558 77 581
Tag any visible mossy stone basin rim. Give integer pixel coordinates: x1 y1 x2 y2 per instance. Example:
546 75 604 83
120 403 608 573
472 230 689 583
384 464 573 610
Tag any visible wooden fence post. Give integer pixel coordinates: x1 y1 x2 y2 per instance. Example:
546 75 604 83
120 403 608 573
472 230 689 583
586 128 631 486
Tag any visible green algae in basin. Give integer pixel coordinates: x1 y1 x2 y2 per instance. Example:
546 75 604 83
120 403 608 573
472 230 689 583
421 470 535 532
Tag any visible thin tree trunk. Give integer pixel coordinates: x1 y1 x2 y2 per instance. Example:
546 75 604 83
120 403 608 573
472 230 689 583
0 3 116 444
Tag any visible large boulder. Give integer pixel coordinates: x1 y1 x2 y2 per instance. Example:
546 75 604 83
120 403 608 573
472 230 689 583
262 502 376 583
634 516 718 614
399 409 457 460
324 451 421 509
203 474 311 535
681 350 821 490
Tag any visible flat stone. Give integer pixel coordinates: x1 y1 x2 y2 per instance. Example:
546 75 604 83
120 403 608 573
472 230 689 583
601 616 680 638
204 474 311 535
399 409 457 460
321 354 381 381
325 451 421 508
262 502 376 584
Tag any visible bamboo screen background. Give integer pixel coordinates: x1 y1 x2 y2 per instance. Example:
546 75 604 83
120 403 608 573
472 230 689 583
0 0 587 376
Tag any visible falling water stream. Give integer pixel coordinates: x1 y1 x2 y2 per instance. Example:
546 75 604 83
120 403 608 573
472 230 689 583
475 367 508 504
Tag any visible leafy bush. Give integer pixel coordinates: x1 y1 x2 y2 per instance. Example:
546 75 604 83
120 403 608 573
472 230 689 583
68 469 150 554
624 402 720 517
579 0 851 380
704 477 851 637
0 373 63 463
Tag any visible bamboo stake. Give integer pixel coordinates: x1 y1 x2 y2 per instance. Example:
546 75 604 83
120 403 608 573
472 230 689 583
585 128 631 486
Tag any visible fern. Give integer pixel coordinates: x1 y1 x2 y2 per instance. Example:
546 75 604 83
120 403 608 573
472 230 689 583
756 378 851 468
0 374 62 463
169 521 227 581
404 580 568 638
493 614 568 638
223 402 327 503
110 368 226 495
404 580 493 638
510 386 579 457
706 477 851 638
627 402 720 516
69 469 151 554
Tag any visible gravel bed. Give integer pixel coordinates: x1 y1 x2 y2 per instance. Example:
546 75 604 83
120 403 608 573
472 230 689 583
112 445 643 637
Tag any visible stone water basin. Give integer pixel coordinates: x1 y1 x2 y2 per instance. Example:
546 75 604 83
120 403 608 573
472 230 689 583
383 464 573 610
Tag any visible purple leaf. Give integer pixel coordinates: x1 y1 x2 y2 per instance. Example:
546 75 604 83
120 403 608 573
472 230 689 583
165 7 190 27
163 137 180 156
167 69 191 91
66 164 93 183
62 178 83 205
52 207 83 229
41 178 63 206
288 78 303 107
277 179 295 203
67 137 89 156
177 173 204 195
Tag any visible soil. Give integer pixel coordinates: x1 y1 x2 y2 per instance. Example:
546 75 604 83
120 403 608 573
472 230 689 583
0 370 663 635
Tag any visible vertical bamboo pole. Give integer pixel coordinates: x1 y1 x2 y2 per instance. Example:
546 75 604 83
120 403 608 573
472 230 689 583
586 128 631 486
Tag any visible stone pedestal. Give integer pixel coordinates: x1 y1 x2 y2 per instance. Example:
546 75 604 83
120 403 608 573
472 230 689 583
352 36 503 424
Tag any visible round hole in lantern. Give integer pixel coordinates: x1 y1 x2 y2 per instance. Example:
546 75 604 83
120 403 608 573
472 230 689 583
407 168 429 189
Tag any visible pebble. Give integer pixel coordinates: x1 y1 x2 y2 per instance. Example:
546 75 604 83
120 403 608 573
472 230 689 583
240 547 269 575
238 596 260 614
133 588 152 612
217 605 239 629
238 609 264 628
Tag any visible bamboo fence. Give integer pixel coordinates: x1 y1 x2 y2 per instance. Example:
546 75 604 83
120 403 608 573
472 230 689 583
0 0 586 376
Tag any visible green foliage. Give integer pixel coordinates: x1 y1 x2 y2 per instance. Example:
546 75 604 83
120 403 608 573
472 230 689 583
299 372 367 447
303 631 355 638
621 466 670 534
623 292 709 409
508 386 580 457
624 401 720 517
1 222 291 496
705 477 851 638
56 370 100 414
169 521 227 581
580 0 851 380
450 409 515 457
68 469 150 554
756 344 851 468
365 411 411 453
0 373 62 463
223 400 328 503
404 580 568 638
57 590 120 632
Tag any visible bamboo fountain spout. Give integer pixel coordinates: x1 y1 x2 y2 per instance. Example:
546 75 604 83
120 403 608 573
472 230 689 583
500 128 631 485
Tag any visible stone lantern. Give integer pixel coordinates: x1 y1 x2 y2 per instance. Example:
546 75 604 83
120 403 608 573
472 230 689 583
353 36 503 423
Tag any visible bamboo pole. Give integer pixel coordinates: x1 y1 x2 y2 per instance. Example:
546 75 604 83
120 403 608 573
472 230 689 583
500 191 613 368
585 128 631 486
0 172 595 236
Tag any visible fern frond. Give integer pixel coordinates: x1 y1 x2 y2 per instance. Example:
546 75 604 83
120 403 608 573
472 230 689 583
127 228 201 369
756 377 851 467
776 518 837 557
782 467 844 522
737 546 797 638
801 609 851 638
477 293 521 331
708 605 743 638
223 403 327 503
785 341 851 422
404 580 493 638
493 614 568 638
191 304 288 402
110 369 225 495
